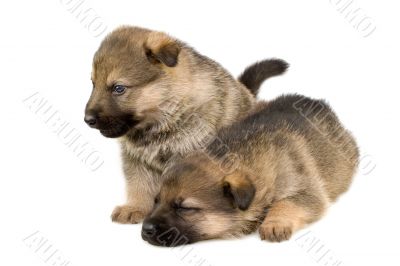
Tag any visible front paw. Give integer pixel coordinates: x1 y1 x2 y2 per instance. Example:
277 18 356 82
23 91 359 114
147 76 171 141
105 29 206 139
259 220 293 242
111 205 146 224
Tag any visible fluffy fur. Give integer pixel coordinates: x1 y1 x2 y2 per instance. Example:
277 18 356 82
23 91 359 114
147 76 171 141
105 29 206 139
142 94 359 246
84 25 288 223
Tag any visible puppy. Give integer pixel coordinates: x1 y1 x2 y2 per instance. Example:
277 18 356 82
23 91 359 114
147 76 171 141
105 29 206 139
142 94 359 246
84 25 288 223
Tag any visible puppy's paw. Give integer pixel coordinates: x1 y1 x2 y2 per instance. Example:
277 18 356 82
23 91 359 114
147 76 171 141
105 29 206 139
259 220 293 242
111 205 146 224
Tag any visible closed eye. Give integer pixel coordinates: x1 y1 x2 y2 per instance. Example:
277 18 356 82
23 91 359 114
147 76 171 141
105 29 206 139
178 206 201 211
172 202 201 212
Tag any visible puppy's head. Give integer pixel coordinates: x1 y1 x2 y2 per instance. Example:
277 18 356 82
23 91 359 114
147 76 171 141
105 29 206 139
141 158 257 246
84 26 182 138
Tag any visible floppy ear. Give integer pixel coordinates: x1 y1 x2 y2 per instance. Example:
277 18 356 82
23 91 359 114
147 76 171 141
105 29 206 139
222 172 255 210
144 32 181 67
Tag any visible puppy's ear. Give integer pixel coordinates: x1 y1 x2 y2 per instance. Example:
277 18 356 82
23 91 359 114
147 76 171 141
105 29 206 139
144 32 181 67
222 172 255 210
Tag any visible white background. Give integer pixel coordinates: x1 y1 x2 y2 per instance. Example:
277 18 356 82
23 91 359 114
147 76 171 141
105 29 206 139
1 0 399 265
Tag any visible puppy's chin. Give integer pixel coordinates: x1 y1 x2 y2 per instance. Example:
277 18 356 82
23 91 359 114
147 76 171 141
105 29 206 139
142 232 195 247
141 224 200 247
98 118 158 139
99 128 129 138
99 120 139 138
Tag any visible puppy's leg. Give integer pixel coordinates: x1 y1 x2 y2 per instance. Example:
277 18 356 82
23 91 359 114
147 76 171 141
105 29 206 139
259 191 327 242
111 165 159 224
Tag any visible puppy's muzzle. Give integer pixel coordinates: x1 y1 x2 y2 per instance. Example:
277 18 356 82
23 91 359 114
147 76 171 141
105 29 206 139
142 217 192 247
84 112 98 128
84 108 136 138
141 217 163 244
142 220 158 238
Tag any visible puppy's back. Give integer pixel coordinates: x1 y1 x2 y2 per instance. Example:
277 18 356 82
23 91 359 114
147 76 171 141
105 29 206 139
208 94 359 201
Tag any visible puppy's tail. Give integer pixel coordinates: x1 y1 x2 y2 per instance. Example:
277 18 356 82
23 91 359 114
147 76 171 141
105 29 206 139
239 58 289 96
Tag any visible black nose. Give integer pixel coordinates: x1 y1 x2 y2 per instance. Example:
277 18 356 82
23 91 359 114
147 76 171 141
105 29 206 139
142 221 158 238
84 114 97 127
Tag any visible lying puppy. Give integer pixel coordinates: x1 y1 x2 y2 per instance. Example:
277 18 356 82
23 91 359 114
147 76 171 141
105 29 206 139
142 95 359 246
84 25 288 223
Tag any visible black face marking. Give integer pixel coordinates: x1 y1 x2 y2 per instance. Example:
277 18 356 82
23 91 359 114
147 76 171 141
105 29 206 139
84 98 139 138
141 201 201 247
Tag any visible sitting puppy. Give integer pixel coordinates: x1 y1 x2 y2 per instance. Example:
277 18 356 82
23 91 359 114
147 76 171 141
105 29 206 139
142 95 359 246
84 25 288 223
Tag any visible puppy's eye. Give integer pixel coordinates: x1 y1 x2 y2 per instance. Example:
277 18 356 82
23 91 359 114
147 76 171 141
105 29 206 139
154 196 160 204
172 202 200 213
178 207 199 212
112 85 126 95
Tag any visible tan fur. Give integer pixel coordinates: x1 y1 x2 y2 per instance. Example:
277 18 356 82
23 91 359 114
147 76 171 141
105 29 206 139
143 96 359 245
259 200 309 242
87 26 256 224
